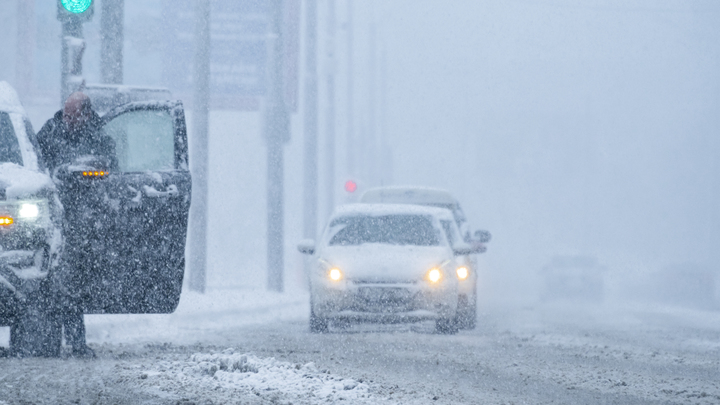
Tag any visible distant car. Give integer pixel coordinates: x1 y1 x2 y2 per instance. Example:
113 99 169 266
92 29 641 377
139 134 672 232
83 84 173 115
360 186 491 245
298 204 477 334
0 81 191 356
361 186 490 329
435 208 482 329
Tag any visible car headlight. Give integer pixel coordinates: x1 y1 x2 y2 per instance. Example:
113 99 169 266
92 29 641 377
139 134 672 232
426 268 442 283
328 268 343 281
456 266 469 280
19 203 39 219
0 199 49 226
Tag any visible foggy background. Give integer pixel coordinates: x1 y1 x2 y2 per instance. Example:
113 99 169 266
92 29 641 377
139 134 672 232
1 0 718 307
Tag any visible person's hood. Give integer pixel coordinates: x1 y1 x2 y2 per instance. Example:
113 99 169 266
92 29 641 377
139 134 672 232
318 244 454 282
0 163 55 201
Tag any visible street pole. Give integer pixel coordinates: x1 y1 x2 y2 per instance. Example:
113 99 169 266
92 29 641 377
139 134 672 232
100 0 124 84
303 0 318 243
367 20 377 185
345 0 355 181
265 0 291 292
60 20 83 105
325 0 336 215
15 0 35 100
189 0 211 293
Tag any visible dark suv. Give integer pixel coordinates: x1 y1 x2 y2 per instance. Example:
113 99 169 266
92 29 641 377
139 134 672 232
0 82 192 356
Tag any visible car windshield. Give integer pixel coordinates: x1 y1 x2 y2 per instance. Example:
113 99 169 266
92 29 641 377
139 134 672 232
440 219 461 247
0 112 23 166
327 214 442 246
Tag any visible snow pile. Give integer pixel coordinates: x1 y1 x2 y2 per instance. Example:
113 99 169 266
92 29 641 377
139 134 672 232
0 163 54 200
136 349 377 404
0 81 24 114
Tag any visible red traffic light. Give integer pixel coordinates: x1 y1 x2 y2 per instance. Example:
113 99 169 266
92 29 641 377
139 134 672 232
344 180 358 193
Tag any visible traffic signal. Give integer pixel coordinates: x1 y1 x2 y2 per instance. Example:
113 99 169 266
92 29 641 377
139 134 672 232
57 0 94 24
344 180 358 193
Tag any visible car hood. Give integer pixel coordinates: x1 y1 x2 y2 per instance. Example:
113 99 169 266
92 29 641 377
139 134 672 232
0 163 55 201
318 244 453 282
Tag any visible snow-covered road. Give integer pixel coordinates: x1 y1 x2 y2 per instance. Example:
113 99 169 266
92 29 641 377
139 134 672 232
1 288 719 404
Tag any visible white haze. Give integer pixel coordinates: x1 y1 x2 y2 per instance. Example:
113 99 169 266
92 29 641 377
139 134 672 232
1 0 719 307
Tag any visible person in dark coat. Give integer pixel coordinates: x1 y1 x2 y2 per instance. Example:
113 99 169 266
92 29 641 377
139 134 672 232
37 92 116 173
36 92 116 358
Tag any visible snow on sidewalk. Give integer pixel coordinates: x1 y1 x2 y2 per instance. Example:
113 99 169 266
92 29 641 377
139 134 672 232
85 287 310 345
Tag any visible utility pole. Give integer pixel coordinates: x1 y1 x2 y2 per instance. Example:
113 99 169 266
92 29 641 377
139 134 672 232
57 0 94 105
380 37 393 185
100 0 124 84
189 0 211 293
325 0 337 215
345 0 355 181
16 0 35 100
303 0 318 242
367 20 377 185
265 0 291 292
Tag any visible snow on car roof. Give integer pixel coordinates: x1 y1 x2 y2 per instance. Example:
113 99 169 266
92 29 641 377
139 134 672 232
0 81 25 115
0 162 55 200
360 186 459 206
332 203 453 219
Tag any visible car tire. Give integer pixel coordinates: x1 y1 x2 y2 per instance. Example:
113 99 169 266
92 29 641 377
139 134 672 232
10 288 61 357
435 317 459 334
456 289 477 330
7 248 62 358
309 302 328 333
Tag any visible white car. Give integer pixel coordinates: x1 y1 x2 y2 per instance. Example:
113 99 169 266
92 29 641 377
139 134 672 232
361 186 490 329
298 204 476 334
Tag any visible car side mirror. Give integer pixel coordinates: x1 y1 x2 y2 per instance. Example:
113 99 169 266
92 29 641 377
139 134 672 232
297 239 315 255
453 244 473 256
474 230 492 243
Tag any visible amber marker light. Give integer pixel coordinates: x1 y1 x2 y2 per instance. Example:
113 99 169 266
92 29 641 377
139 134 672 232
0 217 13 226
456 266 469 280
328 268 343 281
427 268 442 283
83 171 107 177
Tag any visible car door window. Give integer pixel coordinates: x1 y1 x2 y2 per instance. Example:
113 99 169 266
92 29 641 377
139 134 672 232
103 109 175 172
0 112 23 166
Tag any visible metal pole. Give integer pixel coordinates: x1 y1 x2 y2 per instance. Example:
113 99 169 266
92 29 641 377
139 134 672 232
100 0 124 84
189 0 211 293
15 0 35 100
265 0 290 292
61 21 82 105
367 20 376 185
303 0 318 241
325 0 336 215
345 0 355 179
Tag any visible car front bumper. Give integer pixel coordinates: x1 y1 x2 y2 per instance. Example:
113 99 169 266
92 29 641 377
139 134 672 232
311 281 458 321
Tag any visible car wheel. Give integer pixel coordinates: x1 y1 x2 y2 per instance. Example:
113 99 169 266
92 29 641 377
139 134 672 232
10 288 61 357
456 290 477 330
435 317 458 334
309 296 328 333
309 309 329 333
8 248 62 357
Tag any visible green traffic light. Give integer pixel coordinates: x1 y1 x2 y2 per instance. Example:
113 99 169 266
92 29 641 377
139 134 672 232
61 0 92 14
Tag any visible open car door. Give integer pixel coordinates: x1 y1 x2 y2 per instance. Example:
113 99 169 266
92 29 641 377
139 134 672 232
81 101 191 314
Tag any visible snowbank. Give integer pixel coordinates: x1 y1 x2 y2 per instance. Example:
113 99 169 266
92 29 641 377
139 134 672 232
131 349 375 404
